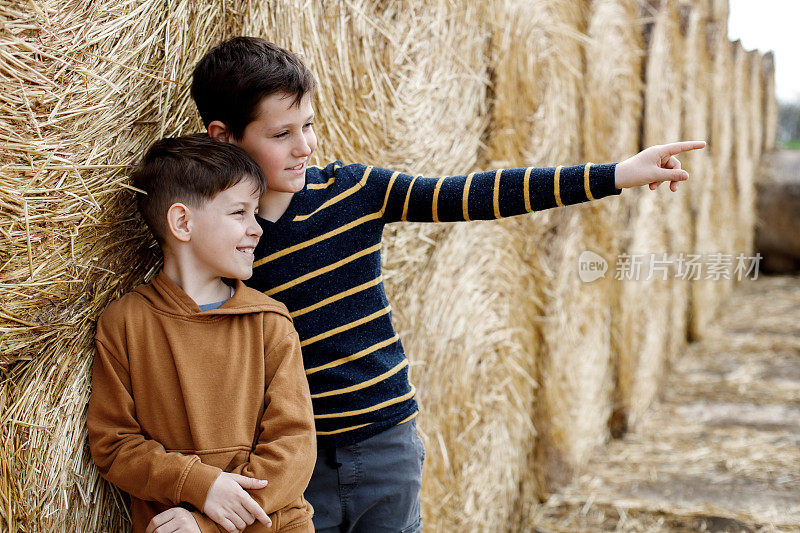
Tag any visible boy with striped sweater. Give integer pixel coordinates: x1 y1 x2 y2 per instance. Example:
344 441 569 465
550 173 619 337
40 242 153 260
191 37 705 532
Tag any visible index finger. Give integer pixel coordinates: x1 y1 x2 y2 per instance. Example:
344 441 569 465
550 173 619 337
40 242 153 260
662 140 706 156
145 510 173 533
242 496 271 526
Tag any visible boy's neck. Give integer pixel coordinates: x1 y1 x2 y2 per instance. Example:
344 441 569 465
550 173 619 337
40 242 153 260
162 257 232 306
258 191 294 222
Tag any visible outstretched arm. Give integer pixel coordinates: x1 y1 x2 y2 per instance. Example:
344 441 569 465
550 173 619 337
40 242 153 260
359 140 705 224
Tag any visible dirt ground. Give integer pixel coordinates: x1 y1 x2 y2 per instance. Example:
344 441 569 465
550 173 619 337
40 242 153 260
528 275 800 532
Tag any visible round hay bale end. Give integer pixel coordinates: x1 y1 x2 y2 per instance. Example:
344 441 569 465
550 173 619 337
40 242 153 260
0 2 238 530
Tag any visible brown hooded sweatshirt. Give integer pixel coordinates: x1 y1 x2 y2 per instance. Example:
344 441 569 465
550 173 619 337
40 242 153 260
87 270 315 532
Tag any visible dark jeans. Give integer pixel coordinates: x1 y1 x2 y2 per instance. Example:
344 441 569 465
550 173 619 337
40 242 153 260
305 419 425 532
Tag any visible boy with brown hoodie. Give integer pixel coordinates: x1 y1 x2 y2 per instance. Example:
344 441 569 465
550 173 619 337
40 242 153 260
87 135 316 533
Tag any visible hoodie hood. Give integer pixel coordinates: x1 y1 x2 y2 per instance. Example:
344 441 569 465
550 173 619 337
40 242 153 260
132 269 290 319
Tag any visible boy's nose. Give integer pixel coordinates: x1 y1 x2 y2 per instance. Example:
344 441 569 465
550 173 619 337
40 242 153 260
294 135 313 157
248 215 263 237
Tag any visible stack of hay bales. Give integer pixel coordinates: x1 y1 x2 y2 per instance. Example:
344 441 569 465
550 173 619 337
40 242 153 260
0 1 238 530
0 0 777 531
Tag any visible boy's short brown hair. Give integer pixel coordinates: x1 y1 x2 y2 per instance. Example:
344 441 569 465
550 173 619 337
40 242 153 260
131 134 266 244
191 37 316 140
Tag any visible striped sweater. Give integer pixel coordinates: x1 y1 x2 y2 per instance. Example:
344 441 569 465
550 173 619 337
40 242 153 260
249 161 620 447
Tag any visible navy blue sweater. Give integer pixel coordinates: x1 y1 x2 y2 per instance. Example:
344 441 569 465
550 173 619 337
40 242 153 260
249 161 620 447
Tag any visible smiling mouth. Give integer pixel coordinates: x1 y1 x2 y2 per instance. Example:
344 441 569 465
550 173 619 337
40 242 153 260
236 246 255 256
287 160 306 171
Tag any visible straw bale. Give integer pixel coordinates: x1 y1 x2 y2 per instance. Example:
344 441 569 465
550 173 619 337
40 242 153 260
749 51 765 165
0 1 237 529
679 2 720 340
608 0 678 436
581 0 647 449
707 15 738 270
242 1 519 528
644 0 691 366
710 0 729 31
761 52 778 153
733 40 756 255
482 0 620 506
395 220 537 532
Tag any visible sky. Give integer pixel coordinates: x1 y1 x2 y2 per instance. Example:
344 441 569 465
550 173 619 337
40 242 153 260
728 0 800 103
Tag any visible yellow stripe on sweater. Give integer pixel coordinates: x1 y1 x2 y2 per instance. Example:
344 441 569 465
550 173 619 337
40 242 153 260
307 176 336 189
311 359 408 399
523 167 533 212
265 243 382 296
293 166 372 221
306 334 400 376
291 275 384 318
462 172 474 221
493 169 503 218
396 411 418 426
554 165 564 207
432 176 446 222
316 423 372 436
583 163 596 201
401 175 420 221
300 305 392 348
314 386 416 419
254 172 399 268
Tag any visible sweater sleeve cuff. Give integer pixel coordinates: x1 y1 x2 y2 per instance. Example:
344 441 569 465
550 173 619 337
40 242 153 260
179 459 222 511
590 163 622 198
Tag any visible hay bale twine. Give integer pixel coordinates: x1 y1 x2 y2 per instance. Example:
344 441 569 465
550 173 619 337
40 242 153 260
0 1 237 530
761 52 778 153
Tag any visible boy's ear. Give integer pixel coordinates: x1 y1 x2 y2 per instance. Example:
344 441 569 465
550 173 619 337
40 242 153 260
166 203 192 243
208 121 231 143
